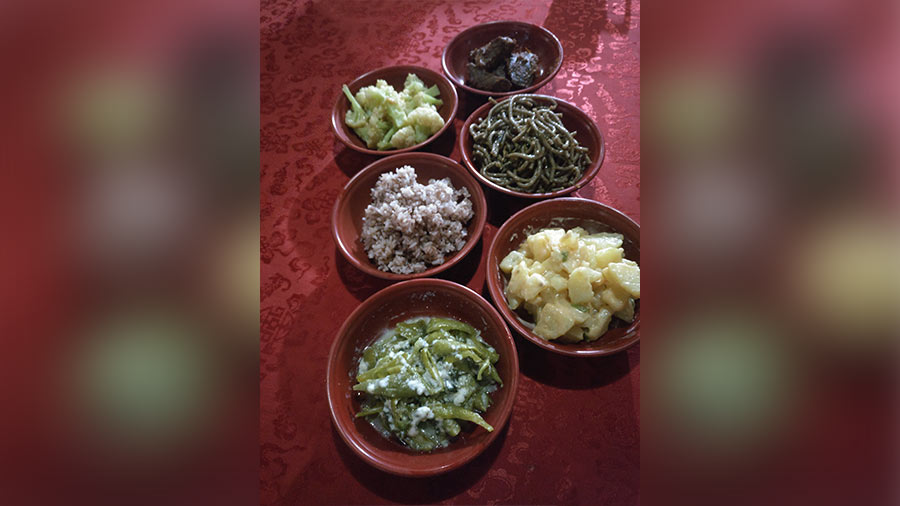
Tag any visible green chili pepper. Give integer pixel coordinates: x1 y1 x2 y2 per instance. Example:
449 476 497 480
353 317 502 451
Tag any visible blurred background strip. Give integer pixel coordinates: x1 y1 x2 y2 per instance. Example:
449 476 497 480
0 0 259 505
260 0 640 504
642 0 899 504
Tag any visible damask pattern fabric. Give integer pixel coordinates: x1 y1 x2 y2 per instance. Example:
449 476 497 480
261 1 640 503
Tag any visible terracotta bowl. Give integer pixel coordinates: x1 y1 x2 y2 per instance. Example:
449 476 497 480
327 279 519 476
459 94 605 199
332 65 459 155
331 152 487 281
486 198 640 357
442 21 563 98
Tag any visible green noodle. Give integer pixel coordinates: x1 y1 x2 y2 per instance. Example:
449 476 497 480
468 95 591 193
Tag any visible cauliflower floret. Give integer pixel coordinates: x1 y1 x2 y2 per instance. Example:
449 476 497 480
343 73 445 151
390 125 417 149
389 107 443 148
404 73 426 94
406 106 444 135
400 74 443 109
357 80 401 109
362 109 389 148
355 87 385 110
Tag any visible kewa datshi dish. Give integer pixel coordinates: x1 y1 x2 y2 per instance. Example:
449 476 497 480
466 36 539 92
353 316 502 452
342 73 445 150
361 166 474 274
500 227 640 342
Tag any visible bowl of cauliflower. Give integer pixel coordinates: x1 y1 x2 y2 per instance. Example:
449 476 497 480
333 65 459 155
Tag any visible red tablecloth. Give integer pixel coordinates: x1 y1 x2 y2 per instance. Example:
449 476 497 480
261 1 640 503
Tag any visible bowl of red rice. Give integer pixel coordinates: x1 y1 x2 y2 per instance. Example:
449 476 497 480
332 153 488 281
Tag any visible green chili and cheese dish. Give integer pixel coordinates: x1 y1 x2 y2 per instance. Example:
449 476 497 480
353 316 502 452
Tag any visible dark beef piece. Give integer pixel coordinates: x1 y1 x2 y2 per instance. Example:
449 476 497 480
491 65 507 77
468 36 516 70
508 50 539 88
466 62 512 92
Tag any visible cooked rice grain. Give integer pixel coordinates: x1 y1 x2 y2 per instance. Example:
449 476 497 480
361 166 474 274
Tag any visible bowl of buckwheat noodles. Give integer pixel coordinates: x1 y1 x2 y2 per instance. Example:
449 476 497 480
459 94 604 198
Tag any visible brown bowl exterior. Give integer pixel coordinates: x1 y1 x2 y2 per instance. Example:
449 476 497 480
331 152 487 281
441 21 563 98
486 198 640 357
459 94 605 199
332 65 459 155
326 279 519 476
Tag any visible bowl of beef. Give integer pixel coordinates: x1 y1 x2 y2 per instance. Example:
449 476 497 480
442 21 563 98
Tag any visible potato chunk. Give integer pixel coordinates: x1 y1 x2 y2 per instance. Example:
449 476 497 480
526 229 564 261
500 250 525 273
541 253 564 274
584 308 612 341
589 247 624 270
506 263 528 298
558 325 585 343
559 228 583 252
534 302 575 340
526 233 551 261
606 261 641 298
614 298 635 323
567 267 601 304
562 299 590 325
548 273 568 291
520 273 547 301
600 284 629 312
583 232 624 249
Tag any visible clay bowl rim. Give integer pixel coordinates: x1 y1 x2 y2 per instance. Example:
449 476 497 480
331 152 488 281
441 20 564 98
485 197 640 357
326 278 520 476
459 94 605 199
332 65 459 156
